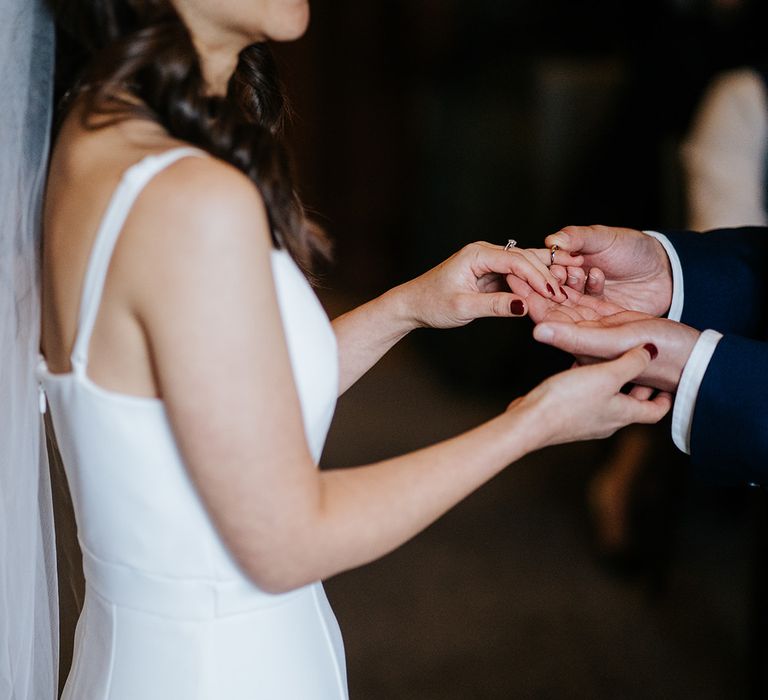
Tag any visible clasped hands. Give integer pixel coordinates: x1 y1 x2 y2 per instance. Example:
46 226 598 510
396 231 686 442
507 225 701 395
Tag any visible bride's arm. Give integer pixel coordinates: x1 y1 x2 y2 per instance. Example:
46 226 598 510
333 242 576 394
134 160 669 594
331 286 415 395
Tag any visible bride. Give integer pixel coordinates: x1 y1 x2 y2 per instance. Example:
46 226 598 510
40 0 671 696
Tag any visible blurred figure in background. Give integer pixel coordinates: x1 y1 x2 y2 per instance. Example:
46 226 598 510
585 0 767 577
683 64 768 229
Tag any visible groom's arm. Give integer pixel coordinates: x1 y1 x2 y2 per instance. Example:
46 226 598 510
687 334 768 485
661 226 768 336
540 224 768 483
652 227 768 484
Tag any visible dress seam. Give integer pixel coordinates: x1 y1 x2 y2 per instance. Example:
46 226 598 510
201 618 213 698
62 597 88 698
104 601 118 698
311 585 347 699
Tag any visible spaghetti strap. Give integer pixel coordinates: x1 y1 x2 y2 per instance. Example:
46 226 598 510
69 146 207 374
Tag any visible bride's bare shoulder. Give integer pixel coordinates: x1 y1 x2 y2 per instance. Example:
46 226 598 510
127 144 271 252
50 101 270 243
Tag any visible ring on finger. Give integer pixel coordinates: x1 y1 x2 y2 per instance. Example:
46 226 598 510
504 239 517 251
550 244 559 266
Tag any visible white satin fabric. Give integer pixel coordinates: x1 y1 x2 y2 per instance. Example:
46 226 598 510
0 0 58 697
37 148 348 698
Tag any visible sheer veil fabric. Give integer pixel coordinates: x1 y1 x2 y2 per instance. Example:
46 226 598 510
0 0 58 697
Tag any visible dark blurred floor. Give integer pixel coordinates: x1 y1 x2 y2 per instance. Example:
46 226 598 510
320 294 754 700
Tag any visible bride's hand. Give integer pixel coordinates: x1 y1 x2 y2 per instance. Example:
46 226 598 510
506 270 627 324
512 344 673 448
397 241 580 329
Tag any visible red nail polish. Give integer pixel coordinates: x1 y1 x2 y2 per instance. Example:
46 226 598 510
546 283 555 296
510 300 525 316
569 252 580 257
644 343 658 360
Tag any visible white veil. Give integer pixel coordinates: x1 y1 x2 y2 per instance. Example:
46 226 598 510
0 0 58 697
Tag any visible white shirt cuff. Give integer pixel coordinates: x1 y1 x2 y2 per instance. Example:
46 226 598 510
643 230 684 321
671 329 723 454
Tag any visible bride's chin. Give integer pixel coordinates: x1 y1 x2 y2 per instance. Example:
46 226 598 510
266 3 310 42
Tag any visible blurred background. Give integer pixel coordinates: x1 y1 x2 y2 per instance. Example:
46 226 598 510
267 0 768 697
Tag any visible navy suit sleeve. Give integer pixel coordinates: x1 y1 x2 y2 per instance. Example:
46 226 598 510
688 335 768 485
660 227 768 484
662 227 768 336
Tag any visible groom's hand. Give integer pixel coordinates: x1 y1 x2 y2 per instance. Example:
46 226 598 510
544 225 673 317
533 312 701 393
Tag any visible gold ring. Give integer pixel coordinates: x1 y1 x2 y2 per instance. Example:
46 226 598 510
550 244 559 266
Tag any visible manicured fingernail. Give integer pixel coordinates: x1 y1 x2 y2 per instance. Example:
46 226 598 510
569 252 580 257
510 300 525 316
644 343 658 360
546 283 555 296
534 325 554 342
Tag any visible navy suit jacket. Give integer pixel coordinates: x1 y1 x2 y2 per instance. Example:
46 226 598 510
662 227 768 486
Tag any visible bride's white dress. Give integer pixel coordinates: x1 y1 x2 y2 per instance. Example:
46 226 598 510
37 148 348 699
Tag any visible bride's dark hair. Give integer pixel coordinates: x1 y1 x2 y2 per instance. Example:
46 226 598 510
52 0 329 276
